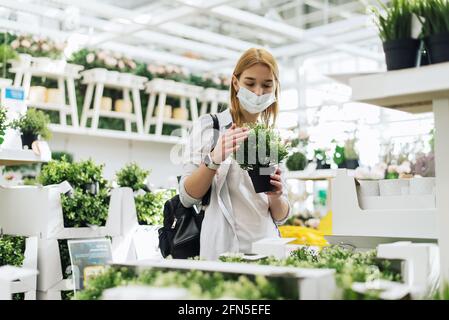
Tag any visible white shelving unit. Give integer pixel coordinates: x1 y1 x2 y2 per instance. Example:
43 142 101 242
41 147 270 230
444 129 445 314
199 87 229 116
9 54 84 127
0 148 48 166
80 68 147 134
345 62 449 285
144 79 203 137
49 124 184 145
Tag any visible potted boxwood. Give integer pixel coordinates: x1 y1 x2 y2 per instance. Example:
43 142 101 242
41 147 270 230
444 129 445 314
286 151 308 171
10 108 52 149
234 123 288 193
0 106 7 146
372 0 419 70
344 139 360 169
416 0 449 64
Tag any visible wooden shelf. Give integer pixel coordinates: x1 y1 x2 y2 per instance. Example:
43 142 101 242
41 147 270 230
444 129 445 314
0 148 47 166
146 117 192 127
26 101 71 111
49 124 184 145
285 169 355 181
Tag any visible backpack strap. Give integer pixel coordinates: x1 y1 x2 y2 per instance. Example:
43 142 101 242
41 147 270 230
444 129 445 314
200 114 220 208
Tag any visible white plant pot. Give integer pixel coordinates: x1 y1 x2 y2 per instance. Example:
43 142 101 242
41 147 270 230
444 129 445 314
82 68 108 83
172 107 188 121
115 99 132 113
64 63 84 75
379 179 410 196
28 86 47 103
357 180 380 196
12 54 32 69
100 97 112 112
46 88 63 104
409 177 436 195
156 105 172 119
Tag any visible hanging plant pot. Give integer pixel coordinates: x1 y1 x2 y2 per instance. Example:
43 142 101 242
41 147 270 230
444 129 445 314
383 38 420 71
345 159 359 170
426 33 449 64
248 166 276 193
21 132 38 150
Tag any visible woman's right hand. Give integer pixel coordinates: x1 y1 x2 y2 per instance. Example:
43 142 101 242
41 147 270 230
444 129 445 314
210 123 249 164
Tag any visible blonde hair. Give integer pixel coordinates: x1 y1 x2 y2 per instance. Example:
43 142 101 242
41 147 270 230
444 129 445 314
230 48 280 127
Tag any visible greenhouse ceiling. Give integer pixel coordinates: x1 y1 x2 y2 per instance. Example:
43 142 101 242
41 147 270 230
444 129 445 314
0 0 387 72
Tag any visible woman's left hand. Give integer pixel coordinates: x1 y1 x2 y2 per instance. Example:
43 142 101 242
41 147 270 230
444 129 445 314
266 167 283 198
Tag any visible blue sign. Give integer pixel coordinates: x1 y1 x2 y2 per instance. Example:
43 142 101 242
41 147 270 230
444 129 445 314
5 87 25 101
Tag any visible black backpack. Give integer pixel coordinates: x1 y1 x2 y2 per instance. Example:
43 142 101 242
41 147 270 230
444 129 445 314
158 114 219 259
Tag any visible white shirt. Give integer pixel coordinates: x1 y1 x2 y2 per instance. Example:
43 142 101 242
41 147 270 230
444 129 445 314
179 108 291 260
227 159 280 253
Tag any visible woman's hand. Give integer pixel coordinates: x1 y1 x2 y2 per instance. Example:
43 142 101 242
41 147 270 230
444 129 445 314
266 167 283 198
210 123 249 164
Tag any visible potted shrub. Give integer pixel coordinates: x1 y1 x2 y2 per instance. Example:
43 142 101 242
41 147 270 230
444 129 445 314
344 139 360 169
372 0 419 70
234 123 288 193
0 106 7 146
416 0 449 64
10 108 52 149
116 162 150 192
333 144 346 168
286 151 308 171
314 148 331 169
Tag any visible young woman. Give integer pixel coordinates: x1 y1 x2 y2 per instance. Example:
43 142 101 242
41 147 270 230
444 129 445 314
179 48 291 260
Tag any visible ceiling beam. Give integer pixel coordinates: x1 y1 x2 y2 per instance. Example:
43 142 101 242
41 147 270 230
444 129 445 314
208 5 382 61
0 17 212 71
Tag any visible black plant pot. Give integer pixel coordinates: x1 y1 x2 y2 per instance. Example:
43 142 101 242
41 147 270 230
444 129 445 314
345 159 359 170
383 38 420 71
21 132 38 150
248 166 276 193
426 33 449 64
337 162 347 169
316 161 331 170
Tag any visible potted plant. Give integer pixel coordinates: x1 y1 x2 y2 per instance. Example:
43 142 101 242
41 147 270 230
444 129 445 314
372 0 419 70
314 148 331 169
234 123 288 193
416 0 449 64
10 108 52 149
116 162 151 192
344 139 360 169
0 106 7 146
286 151 308 171
333 143 346 168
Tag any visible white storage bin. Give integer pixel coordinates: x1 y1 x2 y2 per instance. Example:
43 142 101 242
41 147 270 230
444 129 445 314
357 179 380 196
379 179 410 196
409 177 436 195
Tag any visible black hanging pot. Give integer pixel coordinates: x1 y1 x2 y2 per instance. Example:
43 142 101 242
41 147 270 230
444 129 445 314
383 38 420 71
248 166 276 193
426 33 449 64
345 159 360 170
21 132 38 150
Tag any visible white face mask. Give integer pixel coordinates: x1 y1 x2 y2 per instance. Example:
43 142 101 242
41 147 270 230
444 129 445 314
237 86 276 114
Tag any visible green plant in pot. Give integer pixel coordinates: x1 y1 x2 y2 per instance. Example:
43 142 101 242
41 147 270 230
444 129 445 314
0 106 8 145
333 143 346 168
314 148 330 169
10 108 52 149
415 0 449 64
234 123 288 193
116 162 151 192
286 151 308 171
344 139 360 169
372 0 419 70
